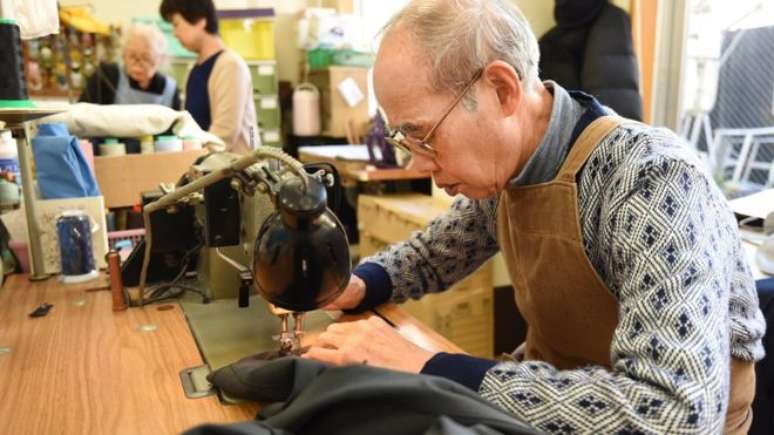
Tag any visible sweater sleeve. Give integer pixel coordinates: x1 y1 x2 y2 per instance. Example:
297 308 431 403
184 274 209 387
207 51 255 152
353 196 500 310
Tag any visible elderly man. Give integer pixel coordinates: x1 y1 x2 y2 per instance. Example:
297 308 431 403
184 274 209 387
304 0 767 434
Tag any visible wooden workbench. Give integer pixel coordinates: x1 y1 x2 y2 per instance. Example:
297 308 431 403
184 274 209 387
0 275 461 435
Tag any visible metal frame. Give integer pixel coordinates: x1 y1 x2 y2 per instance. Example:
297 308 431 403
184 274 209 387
713 126 774 186
651 0 689 130
0 108 65 280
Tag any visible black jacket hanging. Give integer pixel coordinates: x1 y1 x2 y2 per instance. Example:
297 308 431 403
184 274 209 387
539 1 643 121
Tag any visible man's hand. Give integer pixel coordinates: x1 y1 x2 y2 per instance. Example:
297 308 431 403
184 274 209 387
303 316 435 373
323 275 366 311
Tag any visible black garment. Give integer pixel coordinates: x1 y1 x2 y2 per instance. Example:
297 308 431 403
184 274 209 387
78 62 181 110
185 50 223 131
183 356 541 435
538 1 643 121
750 278 774 435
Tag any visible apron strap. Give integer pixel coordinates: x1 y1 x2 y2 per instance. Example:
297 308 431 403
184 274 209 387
557 116 628 183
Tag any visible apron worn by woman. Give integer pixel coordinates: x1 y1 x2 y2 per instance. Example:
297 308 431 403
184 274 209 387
114 68 176 107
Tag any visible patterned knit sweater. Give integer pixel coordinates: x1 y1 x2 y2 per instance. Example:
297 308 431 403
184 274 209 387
352 85 766 434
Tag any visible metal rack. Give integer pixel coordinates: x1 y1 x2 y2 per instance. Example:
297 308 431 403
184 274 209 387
0 107 65 280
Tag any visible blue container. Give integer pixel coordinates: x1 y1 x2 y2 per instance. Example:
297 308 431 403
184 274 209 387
57 211 98 283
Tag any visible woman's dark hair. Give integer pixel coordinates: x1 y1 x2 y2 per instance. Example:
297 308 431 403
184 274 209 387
160 0 219 35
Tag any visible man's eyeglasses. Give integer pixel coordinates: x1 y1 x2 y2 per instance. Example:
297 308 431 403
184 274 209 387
386 69 483 159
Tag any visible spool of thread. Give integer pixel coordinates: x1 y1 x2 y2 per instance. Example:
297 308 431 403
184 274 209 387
0 131 19 184
154 135 182 153
57 210 98 283
0 130 17 156
107 249 128 311
0 19 28 102
0 157 20 183
0 177 20 208
140 135 154 154
99 142 126 156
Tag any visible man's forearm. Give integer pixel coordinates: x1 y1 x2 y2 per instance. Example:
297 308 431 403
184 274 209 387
352 196 499 309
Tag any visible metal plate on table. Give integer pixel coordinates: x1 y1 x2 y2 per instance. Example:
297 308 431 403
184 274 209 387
179 293 334 372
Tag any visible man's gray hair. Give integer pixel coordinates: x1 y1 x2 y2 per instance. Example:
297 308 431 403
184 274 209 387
383 0 540 94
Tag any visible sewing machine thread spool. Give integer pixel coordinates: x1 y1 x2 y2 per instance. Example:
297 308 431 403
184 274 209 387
107 249 127 311
0 19 31 107
57 210 98 283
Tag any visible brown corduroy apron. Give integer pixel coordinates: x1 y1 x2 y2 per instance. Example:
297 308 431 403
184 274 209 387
496 116 755 434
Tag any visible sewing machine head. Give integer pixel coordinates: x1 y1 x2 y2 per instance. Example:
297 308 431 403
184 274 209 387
135 147 350 355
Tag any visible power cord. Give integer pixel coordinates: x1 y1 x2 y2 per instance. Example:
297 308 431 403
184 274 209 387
141 239 210 306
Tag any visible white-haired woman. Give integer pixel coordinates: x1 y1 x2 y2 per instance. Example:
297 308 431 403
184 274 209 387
80 24 180 109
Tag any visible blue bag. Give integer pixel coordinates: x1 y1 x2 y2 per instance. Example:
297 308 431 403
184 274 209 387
31 123 100 199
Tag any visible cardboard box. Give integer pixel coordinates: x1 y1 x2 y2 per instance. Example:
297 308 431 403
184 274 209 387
93 149 206 208
358 193 494 357
308 66 371 138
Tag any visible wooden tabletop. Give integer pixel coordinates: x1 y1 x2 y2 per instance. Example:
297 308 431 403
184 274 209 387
0 274 460 435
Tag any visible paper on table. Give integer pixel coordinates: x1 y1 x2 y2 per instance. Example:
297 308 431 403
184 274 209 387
728 188 774 219
337 77 365 107
298 145 370 162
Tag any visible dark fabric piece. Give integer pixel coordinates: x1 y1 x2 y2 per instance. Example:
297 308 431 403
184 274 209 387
187 417 516 435
186 51 223 130
78 62 181 109
346 262 394 313
750 278 774 435
185 422 289 435
420 352 498 391
539 2 643 121
187 356 541 435
425 417 516 435
206 354 325 404
553 0 607 29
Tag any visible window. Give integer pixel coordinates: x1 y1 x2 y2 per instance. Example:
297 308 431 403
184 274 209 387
679 0 774 195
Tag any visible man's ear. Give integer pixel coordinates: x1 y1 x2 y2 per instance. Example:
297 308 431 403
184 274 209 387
482 61 521 117
194 17 207 31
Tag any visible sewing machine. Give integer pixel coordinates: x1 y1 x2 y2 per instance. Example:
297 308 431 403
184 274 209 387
125 147 350 361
